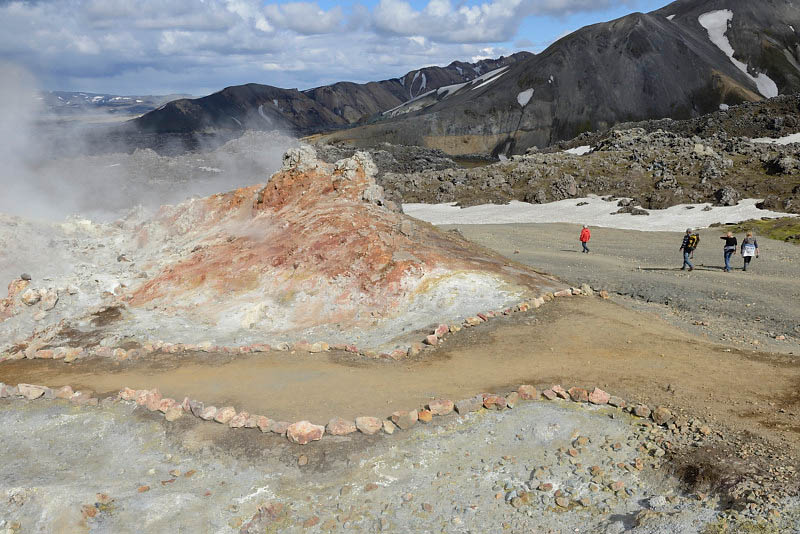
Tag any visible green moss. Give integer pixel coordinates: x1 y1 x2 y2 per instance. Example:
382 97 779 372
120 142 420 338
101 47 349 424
721 217 800 244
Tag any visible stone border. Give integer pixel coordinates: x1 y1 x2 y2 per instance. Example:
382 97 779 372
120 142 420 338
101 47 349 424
1 284 606 364
0 376 707 447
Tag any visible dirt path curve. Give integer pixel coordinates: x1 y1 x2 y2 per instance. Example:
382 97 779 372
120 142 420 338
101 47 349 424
446 222 800 354
2 298 798 452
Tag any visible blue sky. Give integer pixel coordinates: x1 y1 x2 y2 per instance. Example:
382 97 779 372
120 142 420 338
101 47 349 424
0 0 670 95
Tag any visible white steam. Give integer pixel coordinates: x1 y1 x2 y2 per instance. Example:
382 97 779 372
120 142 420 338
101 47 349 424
0 62 298 222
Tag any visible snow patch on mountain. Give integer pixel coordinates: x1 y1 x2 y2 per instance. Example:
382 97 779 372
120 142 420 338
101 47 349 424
752 132 800 145
564 145 591 155
698 9 778 98
517 89 534 107
404 197 793 232
471 67 508 91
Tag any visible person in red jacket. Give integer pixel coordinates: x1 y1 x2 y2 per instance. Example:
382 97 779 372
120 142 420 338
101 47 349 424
579 225 591 253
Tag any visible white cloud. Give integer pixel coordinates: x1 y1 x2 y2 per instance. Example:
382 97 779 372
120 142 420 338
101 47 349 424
264 2 344 35
0 0 635 94
370 0 634 43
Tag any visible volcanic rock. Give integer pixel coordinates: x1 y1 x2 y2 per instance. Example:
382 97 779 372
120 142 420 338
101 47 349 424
355 416 382 435
568 387 589 402
109 147 556 354
588 388 610 405
427 399 454 416
18 384 48 400
214 407 237 424
326 417 357 436
287 421 325 444
455 396 483 414
517 385 538 400
390 410 418 430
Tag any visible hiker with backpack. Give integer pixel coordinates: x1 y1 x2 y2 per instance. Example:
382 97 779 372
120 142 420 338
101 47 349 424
740 231 759 271
679 228 699 271
579 225 591 253
720 231 737 272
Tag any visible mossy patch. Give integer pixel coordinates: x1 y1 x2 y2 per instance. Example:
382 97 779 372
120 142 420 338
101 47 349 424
720 217 800 244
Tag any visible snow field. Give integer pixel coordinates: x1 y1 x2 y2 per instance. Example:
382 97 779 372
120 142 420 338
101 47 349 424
403 196 794 232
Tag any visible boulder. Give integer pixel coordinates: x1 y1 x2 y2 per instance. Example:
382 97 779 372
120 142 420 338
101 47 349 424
455 395 483 414
505 392 520 408
164 405 184 421
119 387 137 401
579 283 594 297
20 289 41 306
271 421 291 436
199 406 218 421
355 416 382 435
256 416 274 433
390 410 418 430
145 390 162 412
588 388 610 405
714 186 740 206
40 290 59 311
157 398 177 413
568 387 589 402
551 385 570 399
18 383 48 400
55 385 74 399
382 420 397 434
652 406 674 426
608 396 626 408
214 406 237 424
326 417 357 436
287 421 325 444
517 385 538 400
427 399 454 416
189 400 205 417
229 411 251 428
483 394 507 410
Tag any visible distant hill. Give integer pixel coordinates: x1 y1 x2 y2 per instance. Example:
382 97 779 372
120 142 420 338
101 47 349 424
128 0 800 156
40 91 189 119
315 0 800 155
130 54 532 136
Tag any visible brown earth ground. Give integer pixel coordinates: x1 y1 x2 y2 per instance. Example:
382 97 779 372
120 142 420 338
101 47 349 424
2 296 798 456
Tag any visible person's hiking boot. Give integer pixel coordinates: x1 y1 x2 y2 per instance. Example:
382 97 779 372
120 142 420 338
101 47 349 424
688 267 693 271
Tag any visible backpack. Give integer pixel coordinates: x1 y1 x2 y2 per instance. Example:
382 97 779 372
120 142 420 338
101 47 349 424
687 234 700 250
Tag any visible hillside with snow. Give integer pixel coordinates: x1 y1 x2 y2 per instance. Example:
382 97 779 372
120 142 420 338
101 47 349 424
316 0 800 156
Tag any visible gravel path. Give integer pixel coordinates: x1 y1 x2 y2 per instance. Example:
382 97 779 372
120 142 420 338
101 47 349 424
446 223 800 355
6 398 796 534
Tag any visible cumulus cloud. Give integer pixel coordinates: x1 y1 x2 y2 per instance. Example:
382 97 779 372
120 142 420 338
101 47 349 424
0 0 638 94
370 0 636 42
264 2 344 35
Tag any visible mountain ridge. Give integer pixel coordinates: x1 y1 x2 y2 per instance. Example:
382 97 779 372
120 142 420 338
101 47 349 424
130 0 800 155
131 54 532 136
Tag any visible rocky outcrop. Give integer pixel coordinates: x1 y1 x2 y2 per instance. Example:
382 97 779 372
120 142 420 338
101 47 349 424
0 146 558 357
377 126 800 213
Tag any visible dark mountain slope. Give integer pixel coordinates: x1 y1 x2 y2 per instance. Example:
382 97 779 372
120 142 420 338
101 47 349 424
316 0 800 155
131 54 531 136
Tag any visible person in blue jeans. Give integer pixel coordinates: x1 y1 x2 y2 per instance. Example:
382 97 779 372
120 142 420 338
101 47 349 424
679 228 697 271
720 231 737 272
